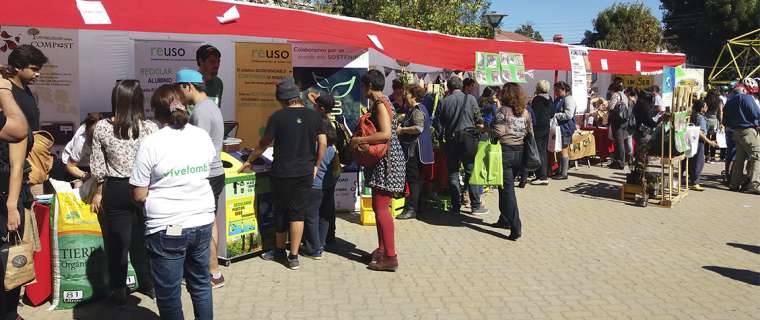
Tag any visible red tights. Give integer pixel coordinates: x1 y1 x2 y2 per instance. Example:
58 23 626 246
372 189 396 257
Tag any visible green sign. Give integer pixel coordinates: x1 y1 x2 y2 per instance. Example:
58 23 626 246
474 51 526 86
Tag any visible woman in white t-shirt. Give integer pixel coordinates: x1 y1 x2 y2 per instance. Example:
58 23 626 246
61 112 102 181
130 84 216 320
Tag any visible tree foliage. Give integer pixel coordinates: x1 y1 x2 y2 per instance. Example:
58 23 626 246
661 0 760 66
581 3 662 52
514 23 544 41
313 0 493 38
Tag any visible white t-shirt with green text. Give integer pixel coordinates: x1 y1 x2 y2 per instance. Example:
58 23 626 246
130 124 217 235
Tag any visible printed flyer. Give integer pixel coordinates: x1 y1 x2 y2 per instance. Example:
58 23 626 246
474 52 502 86
499 52 526 84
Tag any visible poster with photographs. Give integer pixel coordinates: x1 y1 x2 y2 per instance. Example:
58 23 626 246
499 52 527 84
475 52 502 86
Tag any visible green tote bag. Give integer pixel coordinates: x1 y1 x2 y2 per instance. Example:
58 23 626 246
469 140 503 187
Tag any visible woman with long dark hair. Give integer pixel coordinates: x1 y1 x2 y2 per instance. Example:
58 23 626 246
131 84 217 319
90 80 158 304
490 83 532 240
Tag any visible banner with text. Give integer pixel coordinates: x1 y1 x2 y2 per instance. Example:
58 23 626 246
568 46 591 114
292 42 368 130
134 40 200 118
0 26 79 125
235 42 293 147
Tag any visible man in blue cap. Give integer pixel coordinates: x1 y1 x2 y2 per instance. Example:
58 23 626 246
175 69 227 287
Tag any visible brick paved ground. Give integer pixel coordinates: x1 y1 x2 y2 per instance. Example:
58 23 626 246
19 162 759 319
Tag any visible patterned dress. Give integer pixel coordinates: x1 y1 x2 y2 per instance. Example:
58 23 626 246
365 97 406 193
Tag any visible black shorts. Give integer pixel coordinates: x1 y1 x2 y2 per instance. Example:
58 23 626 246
271 175 313 232
208 174 226 215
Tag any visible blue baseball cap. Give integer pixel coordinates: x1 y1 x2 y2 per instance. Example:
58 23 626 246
176 69 204 84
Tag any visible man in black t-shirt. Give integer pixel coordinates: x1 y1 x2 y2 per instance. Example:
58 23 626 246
240 76 326 270
7 45 48 131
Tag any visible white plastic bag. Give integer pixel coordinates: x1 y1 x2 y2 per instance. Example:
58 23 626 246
686 125 700 158
548 125 562 152
716 130 727 149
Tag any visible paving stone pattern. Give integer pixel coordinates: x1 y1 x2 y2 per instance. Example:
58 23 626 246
20 163 759 319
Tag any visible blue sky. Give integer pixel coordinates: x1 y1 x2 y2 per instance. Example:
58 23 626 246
491 0 664 44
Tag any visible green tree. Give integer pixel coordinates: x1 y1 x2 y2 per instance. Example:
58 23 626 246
314 0 493 38
581 3 662 52
514 23 544 41
661 0 760 67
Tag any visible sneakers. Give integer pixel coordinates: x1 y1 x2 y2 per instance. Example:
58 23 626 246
690 184 705 192
368 255 398 272
531 179 549 185
395 208 417 220
552 175 568 180
287 255 300 270
301 249 323 260
471 207 489 215
261 248 286 261
211 273 225 289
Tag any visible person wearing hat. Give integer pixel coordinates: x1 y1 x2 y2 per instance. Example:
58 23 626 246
175 69 227 287
301 93 339 258
239 76 327 270
196 44 223 108
722 80 760 194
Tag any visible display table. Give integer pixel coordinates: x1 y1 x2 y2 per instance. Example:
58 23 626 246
589 127 614 161
568 130 596 161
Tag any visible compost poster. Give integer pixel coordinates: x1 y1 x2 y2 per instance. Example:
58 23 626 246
235 42 293 146
0 26 79 125
134 40 200 118
291 42 368 130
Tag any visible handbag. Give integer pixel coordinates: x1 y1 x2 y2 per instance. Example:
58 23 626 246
523 133 541 171
1 229 36 290
351 98 392 167
469 140 503 187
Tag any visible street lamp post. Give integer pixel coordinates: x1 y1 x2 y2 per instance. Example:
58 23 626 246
483 12 507 39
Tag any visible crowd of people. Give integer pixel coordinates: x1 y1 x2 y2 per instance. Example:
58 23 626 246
0 40 758 320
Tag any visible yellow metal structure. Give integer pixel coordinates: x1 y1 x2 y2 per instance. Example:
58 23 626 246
708 29 760 86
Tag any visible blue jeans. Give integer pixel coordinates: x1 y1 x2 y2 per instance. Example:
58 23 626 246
445 139 482 212
498 145 522 234
145 223 213 320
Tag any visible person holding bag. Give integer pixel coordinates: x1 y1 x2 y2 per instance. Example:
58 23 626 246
350 70 405 271
0 75 30 320
552 82 576 180
490 83 532 241
529 81 553 185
